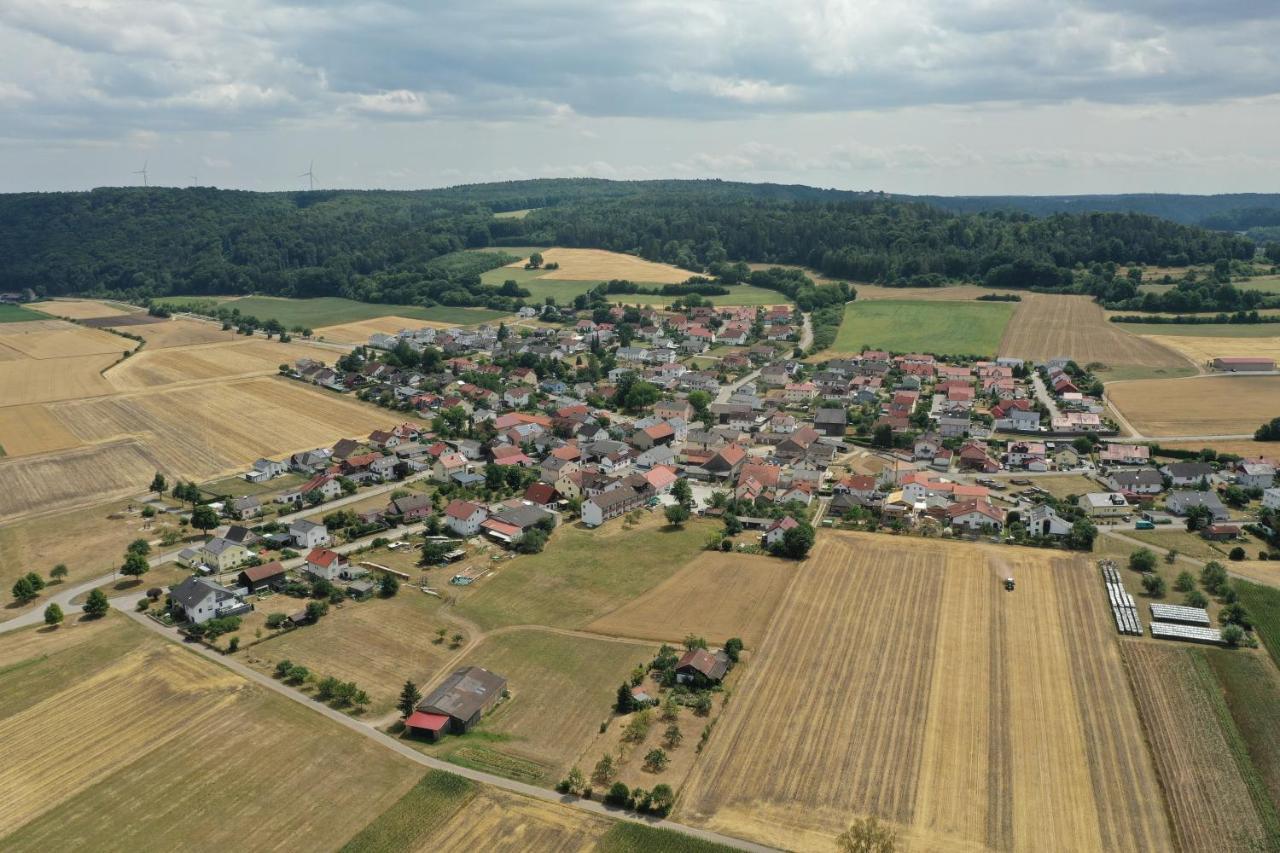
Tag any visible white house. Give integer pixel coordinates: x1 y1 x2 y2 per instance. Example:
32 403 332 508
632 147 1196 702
763 516 800 547
1264 487 1280 511
169 576 249 625
1237 461 1277 489
444 499 488 536
581 487 646 528
303 547 362 581
289 520 331 550
1026 504 1072 537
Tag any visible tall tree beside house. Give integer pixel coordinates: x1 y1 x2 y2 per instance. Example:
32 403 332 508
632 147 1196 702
379 574 399 598
774 521 816 560
616 682 636 714
149 472 167 496
43 602 64 627
190 504 220 535
664 503 690 527
82 589 111 618
397 680 421 719
672 478 693 507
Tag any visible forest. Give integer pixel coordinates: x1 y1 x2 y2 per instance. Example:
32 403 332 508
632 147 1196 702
0 180 1255 309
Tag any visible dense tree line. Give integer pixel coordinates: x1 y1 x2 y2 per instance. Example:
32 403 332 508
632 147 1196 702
0 181 1252 306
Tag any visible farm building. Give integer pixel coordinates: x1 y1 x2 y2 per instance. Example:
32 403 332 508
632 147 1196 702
236 561 287 593
412 666 508 738
676 648 731 687
1212 356 1274 372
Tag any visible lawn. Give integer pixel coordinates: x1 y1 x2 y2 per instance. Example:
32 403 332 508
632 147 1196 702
453 515 712 631
0 304 49 323
1124 528 1240 562
178 296 506 330
200 471 305 499
832 299 1015 356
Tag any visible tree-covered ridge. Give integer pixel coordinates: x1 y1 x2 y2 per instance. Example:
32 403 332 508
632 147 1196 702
0 181 1253 307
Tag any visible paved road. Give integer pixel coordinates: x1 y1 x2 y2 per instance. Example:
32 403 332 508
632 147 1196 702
715 366 763 405
1030 373 1062 425
117 605 777 852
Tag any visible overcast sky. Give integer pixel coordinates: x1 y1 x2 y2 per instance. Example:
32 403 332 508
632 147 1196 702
1 0 1278 195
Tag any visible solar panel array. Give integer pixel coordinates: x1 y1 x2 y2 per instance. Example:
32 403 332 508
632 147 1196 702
1149 603 1211 626
1100 560 1142 636
1149 623 1225 645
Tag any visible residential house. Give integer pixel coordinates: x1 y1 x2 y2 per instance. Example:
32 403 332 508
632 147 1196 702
992 399 1040 432
228 495 262 520
581 486 647 527
1098 444 1150 466
444 500 489 536
1161 462 1215 488
1165 490 1229 522
813 407 848 438
1264 487 1280 511
1026 504 1072 537
675 648 730 686
303 547 364 581
1106 469 1164 495
1078 492 1131 518
389 493 434 521
763 516 799 547
1237 460 1277 489
198 538 251 572
298 473 343 503
289 520 331 550
169 577 250 625
948 499 1005 532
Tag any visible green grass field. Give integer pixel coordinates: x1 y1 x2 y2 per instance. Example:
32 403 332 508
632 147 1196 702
455 518 711 631
163 295 506 329
479 267 789 307
339 771 474 852
0 304 50 323
597 823 739 853
1205 649 1280 815
832 299 1015 356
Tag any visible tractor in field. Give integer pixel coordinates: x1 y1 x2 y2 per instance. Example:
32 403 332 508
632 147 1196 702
1004 577 1015 591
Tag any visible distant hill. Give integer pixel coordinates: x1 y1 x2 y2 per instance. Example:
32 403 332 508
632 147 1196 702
904 193 1280 231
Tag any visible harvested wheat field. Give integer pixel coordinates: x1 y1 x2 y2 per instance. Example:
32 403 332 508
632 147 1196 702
28 299 134 320
1121 644 1274 852
677 532 1171 852
586 551 794 646
106 337 334 391
0 616 423 850
508 248 692 283
106 316 241 349
316 315 454 344
0 377 392 520
423 787 610 853
0 319 132 359
1140 333 1280 368
999 295 1192 378
0 354 117 405
1159 439 1278 459
243 594 462 716
1107 375 1280 437
0 404 81 457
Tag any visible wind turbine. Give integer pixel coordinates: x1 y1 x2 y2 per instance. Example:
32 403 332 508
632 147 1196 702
298 160 316 191
133 160 149 187
189 174 198 186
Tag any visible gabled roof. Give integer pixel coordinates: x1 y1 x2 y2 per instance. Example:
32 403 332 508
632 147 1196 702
419 666 507 721
239 561 286 582
445 499 485 520
306 548 344 568
676 648 729 681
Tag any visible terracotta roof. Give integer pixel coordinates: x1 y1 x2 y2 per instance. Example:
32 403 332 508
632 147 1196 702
306 548 343 567
445 499 484 520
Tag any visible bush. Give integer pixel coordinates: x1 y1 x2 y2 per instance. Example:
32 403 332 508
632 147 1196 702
1173 571 1196 593
1128 548 1157 573
274 659 294 677
265 613 286 629
1141 574 1166 597
1222 624 1245 647
1229 546 1246 561
605 782 630 807
1184 590 1209 608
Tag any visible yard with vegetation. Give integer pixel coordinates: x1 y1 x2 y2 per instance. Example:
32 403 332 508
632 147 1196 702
832 299 1015 356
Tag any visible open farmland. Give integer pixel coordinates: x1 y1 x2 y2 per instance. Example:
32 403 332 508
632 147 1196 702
109 316 242 348
1137 332 1280 369
1204 649 1280 813
208 296 505 331
314 315 458 344
678 533 1171 852
105 337 336 390
0 403 81 456
244 593 464 716
586 550 794 646
0 319 132 358
0 615 425 850
28 299 133 320
999 295 1194 380
0 304 50 323
0 376 393 521
454 516 711 631
425 629 655 783
505 247 694 283
1121 644 1278 852
1107 375 1280 436
0 353 118 405
831 299 1014 357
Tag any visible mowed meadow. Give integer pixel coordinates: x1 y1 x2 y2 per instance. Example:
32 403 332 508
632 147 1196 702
0 304 399 521
677 532 1172 852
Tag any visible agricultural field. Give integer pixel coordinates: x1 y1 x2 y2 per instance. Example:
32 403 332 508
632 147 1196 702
831 299 1015 357
851 283 1004 301
504 248 694 284
27 298 134 320
1137 332 1280 370
210 296 505 330
0 499 157 608
0 615 423 850
999 295 1194 380
586 550 794 646
678 532 1172 852
0 376 394 521
1107 375 1280 436
0 403 81 456
0 304 49 323
1204 648 1280 812
453 515 712 631
0 353 118 406
0 319 132 358
313 315 455 344
242 592 464 716
1121 644 1278 852
1157 438 1275 458
108 316 241 349
422 629 655 783
105 337 333 391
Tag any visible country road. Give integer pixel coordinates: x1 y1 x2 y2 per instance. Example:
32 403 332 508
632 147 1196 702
111 603 777 852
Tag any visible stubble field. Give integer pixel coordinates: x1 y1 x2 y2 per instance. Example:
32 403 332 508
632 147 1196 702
1107 374 1280 436
677 532 1172 852
999 295 1193 380
0 615 428 850
105 337 334 390
28 299 133 319
505 248 694 283
1137 332 1280 367
586 550 794 646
